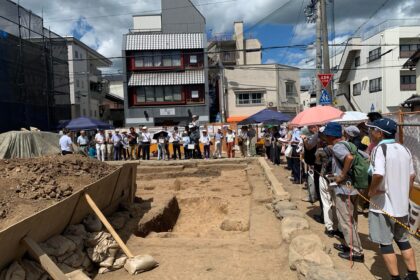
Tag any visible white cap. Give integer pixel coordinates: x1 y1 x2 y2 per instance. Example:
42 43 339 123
192 115 198 118
188 124 194 128
202 129 207 132
142 126 147 129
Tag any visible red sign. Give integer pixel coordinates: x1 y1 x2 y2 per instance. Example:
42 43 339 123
318 74 334 88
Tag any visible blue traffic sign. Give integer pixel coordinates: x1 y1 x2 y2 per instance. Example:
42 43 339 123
319 89 332 105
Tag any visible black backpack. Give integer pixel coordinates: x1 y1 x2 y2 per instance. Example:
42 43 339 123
303 145 317 166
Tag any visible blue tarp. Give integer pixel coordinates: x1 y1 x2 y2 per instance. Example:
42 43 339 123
238 109 291 125
65 117 113 131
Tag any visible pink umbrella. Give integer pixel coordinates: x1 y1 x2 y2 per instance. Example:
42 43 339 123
290 106 344 126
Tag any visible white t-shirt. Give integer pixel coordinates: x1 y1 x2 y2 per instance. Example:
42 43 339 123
140 132 151 142
59 135 73 152
200 135 210 145
226 133 235 143
77 135 88 146
371 142 415 217
95 133 105 144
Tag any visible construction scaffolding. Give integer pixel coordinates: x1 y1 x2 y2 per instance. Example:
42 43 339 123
0 0 71 132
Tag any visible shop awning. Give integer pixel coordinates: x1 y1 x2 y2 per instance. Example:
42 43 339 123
227 116 248 123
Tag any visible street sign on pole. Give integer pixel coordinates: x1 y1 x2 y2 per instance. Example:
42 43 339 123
319 89 332 105
318 74 333 88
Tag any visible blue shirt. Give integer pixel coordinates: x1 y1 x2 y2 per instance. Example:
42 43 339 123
111 134 122 146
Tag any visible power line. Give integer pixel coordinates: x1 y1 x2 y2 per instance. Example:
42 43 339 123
244 0 294 34
279 0 306 62
43 0 236 23
352 0 392 37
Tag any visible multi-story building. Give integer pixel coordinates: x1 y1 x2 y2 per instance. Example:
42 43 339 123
122 0 209 127
208 22 300 122
65 37 112 119
0 0 71 132
331 20 420 113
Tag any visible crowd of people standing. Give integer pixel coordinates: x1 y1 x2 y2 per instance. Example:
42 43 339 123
263 112 418 280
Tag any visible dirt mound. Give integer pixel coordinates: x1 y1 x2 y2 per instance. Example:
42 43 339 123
0 155 117 230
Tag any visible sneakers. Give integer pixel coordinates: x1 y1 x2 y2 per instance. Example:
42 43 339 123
333 243 350 252
325 229 344 239
338 251 364 263
404 272 419 280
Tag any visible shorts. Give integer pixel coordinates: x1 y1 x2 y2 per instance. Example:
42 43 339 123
368 211 409 245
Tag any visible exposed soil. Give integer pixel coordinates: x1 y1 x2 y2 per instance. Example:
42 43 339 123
95 159 297 280
270 160 420 280
0 155 117 230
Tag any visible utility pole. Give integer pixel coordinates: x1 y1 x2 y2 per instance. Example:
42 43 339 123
320 0 333 102
315 0 322 105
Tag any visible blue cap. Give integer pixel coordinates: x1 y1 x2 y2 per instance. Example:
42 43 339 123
367 118 397 135
323 122 343 138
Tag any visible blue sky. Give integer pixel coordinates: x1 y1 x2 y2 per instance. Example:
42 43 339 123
17 0 420 85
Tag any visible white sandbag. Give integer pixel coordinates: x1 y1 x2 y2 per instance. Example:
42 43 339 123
112 254 128 270
40 235 76 257
124 255 158 275
83 215 102 232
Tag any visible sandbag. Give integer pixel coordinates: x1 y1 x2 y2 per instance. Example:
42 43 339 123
124 255 158 275
20 260 47 280
3 261 25 280
83 215 102 232
40 235 76 257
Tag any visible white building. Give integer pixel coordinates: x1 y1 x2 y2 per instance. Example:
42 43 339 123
331 21 420 113
300 86 315 110
208 22 300 122
66 37 112 119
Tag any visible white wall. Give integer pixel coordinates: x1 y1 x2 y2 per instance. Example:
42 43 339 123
109 81 124 99
133 15 162 32
224 64 300 117
332 26 420 113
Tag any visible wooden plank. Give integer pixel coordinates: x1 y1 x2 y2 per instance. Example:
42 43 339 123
84 193 134 258
21 236 68 280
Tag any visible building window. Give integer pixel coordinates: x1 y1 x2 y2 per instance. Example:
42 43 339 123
191 90 199 98
75 50 78 59
190 55 198 64
368 48 381 62
401 75 416 84
134 86 187 104
352 82 361 96
81 80 84 89
82 108 86 116
354 56 360 67
173 86 182 101
236 92 264 105
400 75 416 91
76 79 80 87
369 77 382 93
135 51 182 68
286 81 296 98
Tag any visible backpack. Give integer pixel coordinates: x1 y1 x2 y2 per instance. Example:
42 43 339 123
337 141 370 189
303 145 317 166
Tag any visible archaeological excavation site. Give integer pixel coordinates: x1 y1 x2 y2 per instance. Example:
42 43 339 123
0 156 360 280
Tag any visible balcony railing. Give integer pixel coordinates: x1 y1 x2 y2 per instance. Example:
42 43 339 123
221 52 236 64
400 84 416 91
400 50 417 59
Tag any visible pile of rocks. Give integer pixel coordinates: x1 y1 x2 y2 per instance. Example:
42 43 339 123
0 211 131 279
271 197 354 280
0 155 116 202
